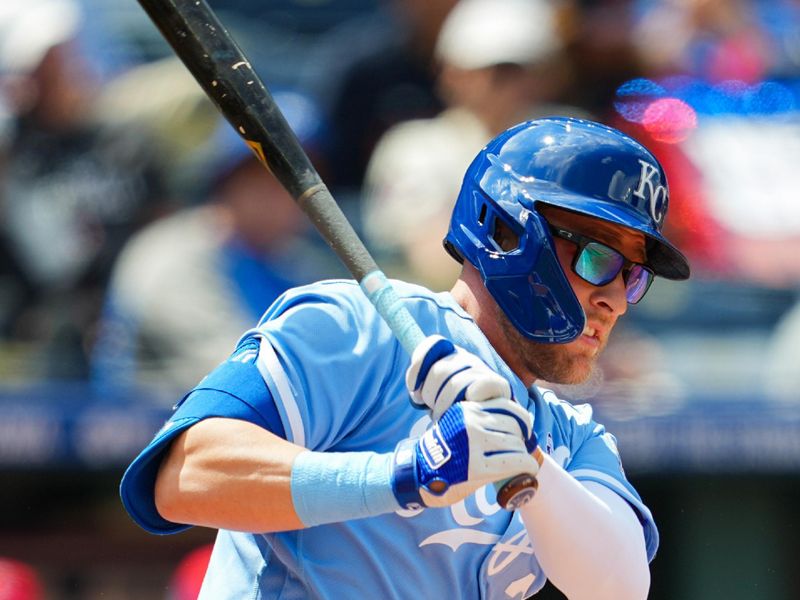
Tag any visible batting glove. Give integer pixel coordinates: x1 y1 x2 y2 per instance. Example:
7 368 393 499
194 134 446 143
391 398 539 509
405 335 513 421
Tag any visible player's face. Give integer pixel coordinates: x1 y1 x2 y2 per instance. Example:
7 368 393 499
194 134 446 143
500 207 647 385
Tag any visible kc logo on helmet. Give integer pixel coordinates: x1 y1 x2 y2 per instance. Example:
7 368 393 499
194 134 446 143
632 160 668 224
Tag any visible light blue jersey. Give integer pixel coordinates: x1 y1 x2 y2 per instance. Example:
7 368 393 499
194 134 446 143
121 279 658 599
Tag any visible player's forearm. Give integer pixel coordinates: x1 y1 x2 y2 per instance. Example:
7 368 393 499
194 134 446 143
154 417 306 532
519 455 650 600
154 417 403 532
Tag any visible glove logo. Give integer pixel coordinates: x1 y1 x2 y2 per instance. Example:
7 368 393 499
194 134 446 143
421 425 451 470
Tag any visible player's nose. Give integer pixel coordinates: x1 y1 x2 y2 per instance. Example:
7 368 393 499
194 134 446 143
591 271 628 317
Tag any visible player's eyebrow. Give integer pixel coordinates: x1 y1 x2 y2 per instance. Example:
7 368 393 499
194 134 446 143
584 222 646 263
538 204 647 262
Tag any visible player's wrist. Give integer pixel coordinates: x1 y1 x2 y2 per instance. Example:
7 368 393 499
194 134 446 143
391 438 425 510
290 450 401 527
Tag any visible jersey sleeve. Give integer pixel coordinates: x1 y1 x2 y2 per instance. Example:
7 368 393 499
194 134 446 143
120 281 402 534
119 337 284 535
252 281 404 451
536 388 659 561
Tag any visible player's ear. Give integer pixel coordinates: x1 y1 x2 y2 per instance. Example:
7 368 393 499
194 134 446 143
491 219 520 253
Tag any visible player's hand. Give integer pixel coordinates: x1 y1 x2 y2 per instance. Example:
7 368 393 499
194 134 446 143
391 398 539 509
405 335 513 421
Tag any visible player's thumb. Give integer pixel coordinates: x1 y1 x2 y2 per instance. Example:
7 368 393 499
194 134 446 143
406 335 456 401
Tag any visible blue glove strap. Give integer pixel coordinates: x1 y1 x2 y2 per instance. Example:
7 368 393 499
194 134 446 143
417 404 469 491
391 438 425 510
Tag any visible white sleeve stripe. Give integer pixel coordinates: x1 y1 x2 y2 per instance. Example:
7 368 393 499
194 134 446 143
256 336 305 447
570 469 642 507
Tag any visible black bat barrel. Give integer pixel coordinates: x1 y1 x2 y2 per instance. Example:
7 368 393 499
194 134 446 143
137 0 318 201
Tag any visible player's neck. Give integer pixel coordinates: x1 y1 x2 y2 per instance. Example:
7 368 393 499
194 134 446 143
450 268 540 387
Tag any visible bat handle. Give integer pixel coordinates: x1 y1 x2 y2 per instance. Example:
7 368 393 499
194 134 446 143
360 271 540 510
496 475 538 510
496 443 545 509
359 271 425 354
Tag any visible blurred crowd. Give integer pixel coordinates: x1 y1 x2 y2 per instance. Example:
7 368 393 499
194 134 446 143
1 0 799 403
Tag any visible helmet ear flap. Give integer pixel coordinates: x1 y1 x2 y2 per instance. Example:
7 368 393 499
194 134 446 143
443 198 493 263
489 217 521 254
483 206 586 343
452 191 585 343
476 195 524 255
444 196 514 261
477 202 489 227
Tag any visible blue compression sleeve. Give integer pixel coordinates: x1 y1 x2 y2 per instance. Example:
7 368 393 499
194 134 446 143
290 451 400 527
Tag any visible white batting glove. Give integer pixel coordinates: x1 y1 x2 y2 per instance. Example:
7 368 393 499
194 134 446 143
391 398 540 509
405 335 513 421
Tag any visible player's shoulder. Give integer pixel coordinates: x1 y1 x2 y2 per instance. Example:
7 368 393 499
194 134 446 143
260 278 452 315
254 278 470 341
257 278 382 316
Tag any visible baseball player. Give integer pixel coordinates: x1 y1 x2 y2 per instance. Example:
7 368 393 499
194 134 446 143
121 117 689 599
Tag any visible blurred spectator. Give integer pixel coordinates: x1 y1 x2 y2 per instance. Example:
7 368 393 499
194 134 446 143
91 90 342 392
0 558 43 600
557 0 645 117
167 544 213 600
91 56 222 200
615 0 800 284
0 0 168 379
609 115 732 276
362 0 585 289
632 0 773 83
306 0 457 196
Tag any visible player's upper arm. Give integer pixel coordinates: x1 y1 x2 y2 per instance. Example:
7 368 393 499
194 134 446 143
120 338 283 534
566 424 659 561
583 482 650 556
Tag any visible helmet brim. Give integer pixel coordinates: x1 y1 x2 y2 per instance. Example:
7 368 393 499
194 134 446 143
533 192 690 281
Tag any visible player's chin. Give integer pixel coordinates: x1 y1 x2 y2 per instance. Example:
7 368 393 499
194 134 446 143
554 363 594 385
549 349 599 385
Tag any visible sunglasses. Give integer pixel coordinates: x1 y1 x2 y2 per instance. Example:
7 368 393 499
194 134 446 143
547 225 654 304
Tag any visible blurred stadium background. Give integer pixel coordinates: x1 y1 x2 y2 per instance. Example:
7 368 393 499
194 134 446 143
1 0 800 598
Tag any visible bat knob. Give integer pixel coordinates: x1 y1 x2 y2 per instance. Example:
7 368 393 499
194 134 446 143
496 474 538 510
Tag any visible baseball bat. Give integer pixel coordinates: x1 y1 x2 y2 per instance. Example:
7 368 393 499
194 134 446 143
136 0 536 510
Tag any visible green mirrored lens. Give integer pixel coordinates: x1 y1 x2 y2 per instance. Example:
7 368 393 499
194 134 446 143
575 242 624 285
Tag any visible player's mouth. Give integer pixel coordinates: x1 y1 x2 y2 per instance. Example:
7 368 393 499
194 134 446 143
579 325 603 350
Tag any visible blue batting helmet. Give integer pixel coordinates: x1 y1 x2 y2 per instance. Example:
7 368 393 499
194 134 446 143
444 117 690 343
